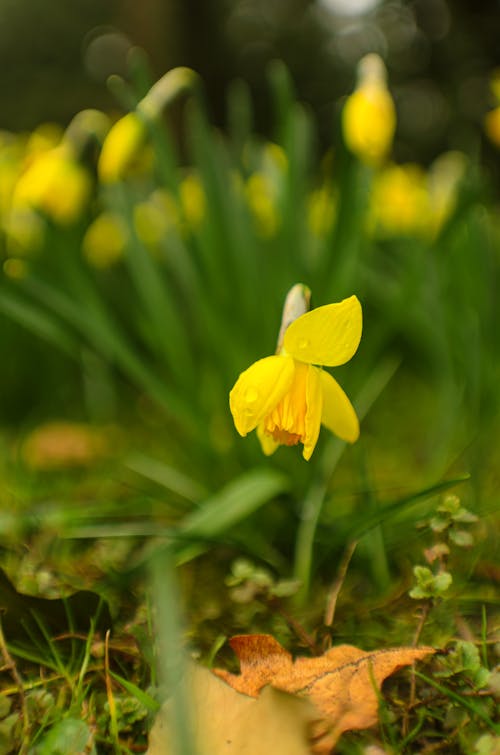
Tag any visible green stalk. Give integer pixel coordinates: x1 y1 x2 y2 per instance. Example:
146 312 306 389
293 355 400 605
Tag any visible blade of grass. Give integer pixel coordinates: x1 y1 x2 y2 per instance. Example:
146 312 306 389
105 184 195 386
186 100 262 334
22 274 199 434
226 77 253 163
0 287 80 357
110 670 161 714
350 474 471 540
415 670 500 733
125 453 208 503
176 467 289 542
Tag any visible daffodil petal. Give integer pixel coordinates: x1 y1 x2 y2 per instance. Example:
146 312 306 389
229 355 295 437
283 295 362 367
319 370 359 443
256 423 279 456
303 365 323 461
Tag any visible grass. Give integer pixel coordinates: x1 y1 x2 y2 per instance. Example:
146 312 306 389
0 55 498 752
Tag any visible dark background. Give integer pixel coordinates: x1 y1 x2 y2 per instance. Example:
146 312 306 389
1 0 500 164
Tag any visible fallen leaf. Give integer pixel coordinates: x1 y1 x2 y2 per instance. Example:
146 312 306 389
213 634 434 751
147 664 317 755
21 421 109 470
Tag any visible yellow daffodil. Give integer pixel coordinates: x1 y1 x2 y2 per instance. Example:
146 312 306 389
342 53 396 166
229 286 362 460
180 172 206 229
308 183 337 238
427 151 466 236
98 67 198 183
485 68 500 148
242 141 287 238
12 145 91 225
485 107 500 149
98 113 147 183
368 162 429 237
245 173 280 238
82 212 127 269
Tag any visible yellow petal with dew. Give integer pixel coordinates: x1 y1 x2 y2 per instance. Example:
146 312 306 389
284 295 362 367
302 365 324 461
229 355 295 437
319 370 359 443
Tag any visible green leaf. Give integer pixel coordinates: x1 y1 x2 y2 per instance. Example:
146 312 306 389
409 566 452 599
0 713 20 755
0 289 79 357
449 529 474 547
110 672 161 714
32 718 96 755
125 454 207 503
177 467 289 542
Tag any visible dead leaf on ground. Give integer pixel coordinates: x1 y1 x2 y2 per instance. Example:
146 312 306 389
147 663 317 755
21 421 109 470
213 634 435 751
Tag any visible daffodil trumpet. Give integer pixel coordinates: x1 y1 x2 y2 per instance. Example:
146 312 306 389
229 285 362 460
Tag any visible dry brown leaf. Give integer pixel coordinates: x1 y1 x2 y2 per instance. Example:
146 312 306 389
147 663 317 755
21 421 109 469
213 634 434 751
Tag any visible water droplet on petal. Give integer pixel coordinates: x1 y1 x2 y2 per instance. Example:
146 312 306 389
244 387 259 403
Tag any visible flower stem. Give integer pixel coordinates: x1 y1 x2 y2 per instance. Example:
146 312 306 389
293 355 401 607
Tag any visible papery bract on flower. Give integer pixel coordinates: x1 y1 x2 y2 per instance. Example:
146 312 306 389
229 289 362 460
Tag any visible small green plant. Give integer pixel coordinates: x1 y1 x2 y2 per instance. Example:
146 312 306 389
226 558 301 604
409 493 478 603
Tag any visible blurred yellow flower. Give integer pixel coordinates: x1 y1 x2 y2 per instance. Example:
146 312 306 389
245 173 280 238
368 163 429 237
98 113 147 183
98 67 198 183
368 154 465 239
484 107 500 149
0 146 23 220
180 172 206 229
134 189 181 246
82 212 127 269
13 146 91 224
3 257 29 279
3 206 45 254
135 200 172 249
342 54 396 166
484 68 500 148
427 151 466 235
229 287 361 460
241 141 287 238
308 183 337 238
24 123 64 163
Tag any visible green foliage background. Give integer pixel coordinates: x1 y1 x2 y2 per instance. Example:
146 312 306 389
0 2 498 752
